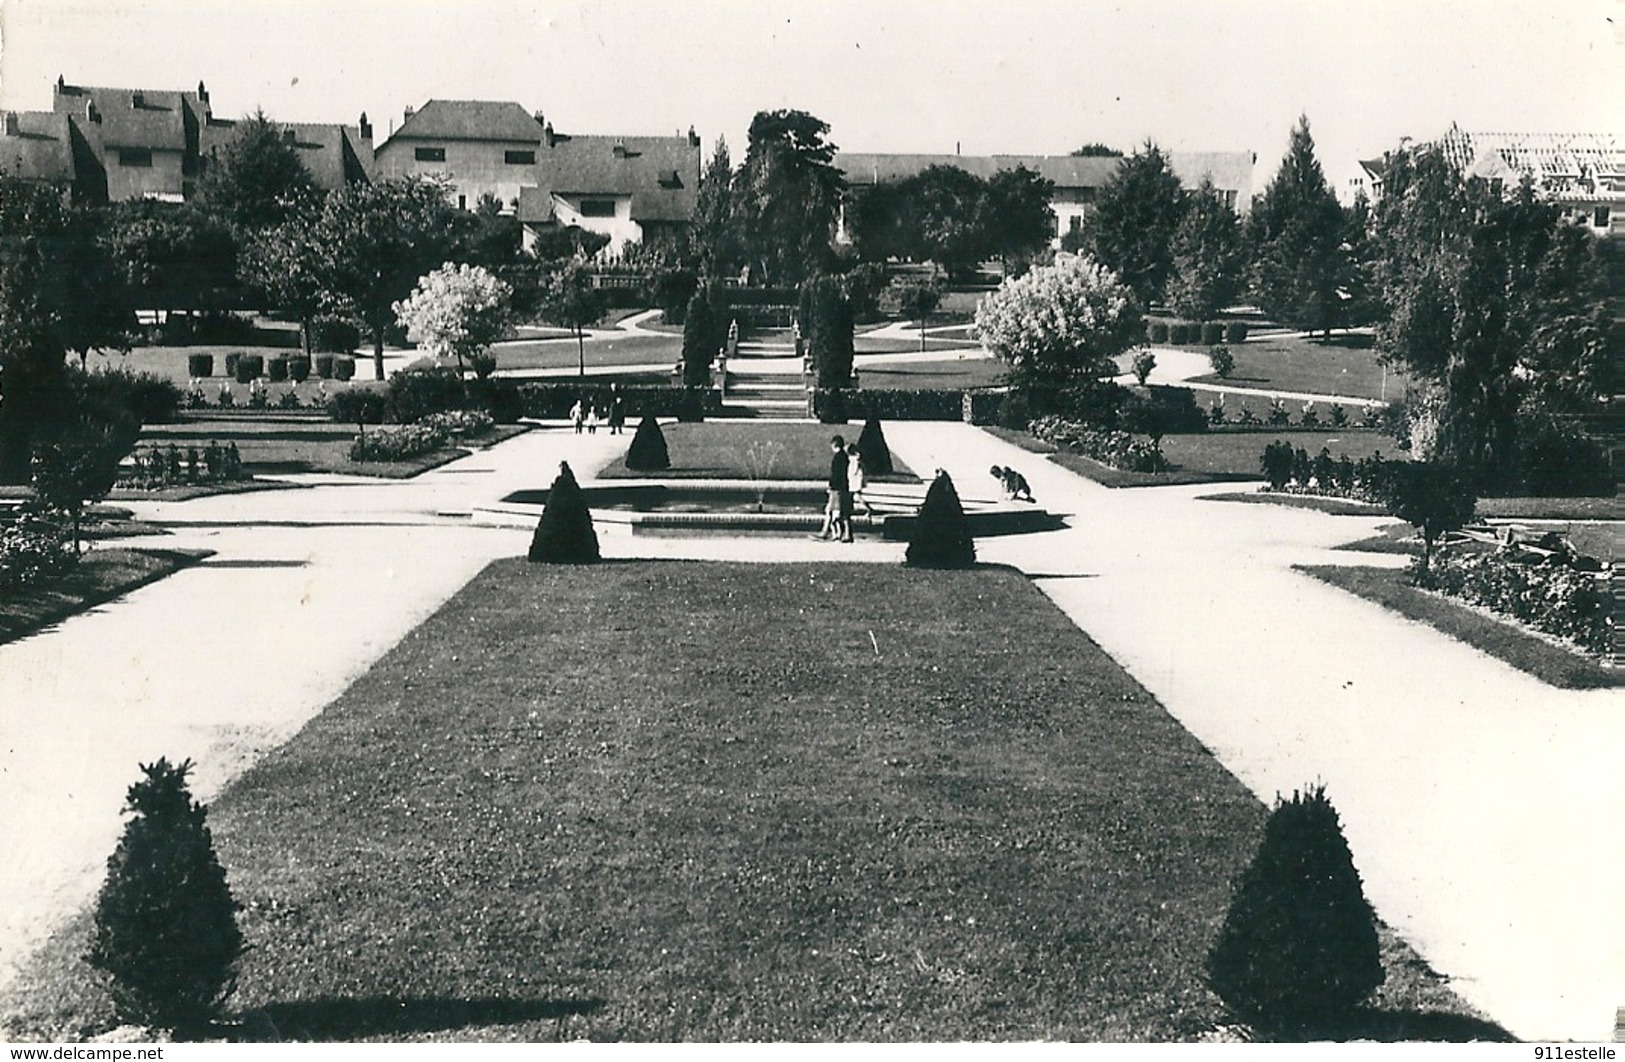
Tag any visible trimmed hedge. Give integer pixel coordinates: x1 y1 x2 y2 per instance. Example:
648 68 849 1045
333 357 356 382
234 355 264 383
1147 319 1250 345
508 383 720 422
1200 321 1225 346
810 388 963 423
288 356 311 383
1224 321 1250 344
315 355 335 379
1147 320 1170 344
267 357 289 383
186 354 214 379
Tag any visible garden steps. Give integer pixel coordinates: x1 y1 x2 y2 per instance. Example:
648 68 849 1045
723 370 810 420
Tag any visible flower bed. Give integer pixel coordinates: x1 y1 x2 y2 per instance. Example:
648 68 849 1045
0 513 76 597
419 409 494 438
347 423 450 462
120 442 247 489
1029 414 1167 473
1416 552 1611 656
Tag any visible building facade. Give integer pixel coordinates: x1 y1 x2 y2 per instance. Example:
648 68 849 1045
373 100 548 211
518 129 701 255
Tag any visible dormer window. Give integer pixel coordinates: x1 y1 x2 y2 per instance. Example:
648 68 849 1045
414 146 446 162
505 149 536 165
579 198 616 218
118 148 153 168
657 169 683 189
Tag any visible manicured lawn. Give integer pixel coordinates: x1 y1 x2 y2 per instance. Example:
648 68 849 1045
491 333 680 372
856 359 1010 391
985 428 1405 489
1300 564 1620 691
1476 495 1623 521
0 548 208 646
0 562 1497 1041
1200 491 1390 517
134 421 529 479
1184 331 1412 402
595 422 914 481
854 334 981 356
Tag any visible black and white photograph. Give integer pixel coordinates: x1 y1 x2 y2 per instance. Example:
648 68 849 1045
0 0 1619 1045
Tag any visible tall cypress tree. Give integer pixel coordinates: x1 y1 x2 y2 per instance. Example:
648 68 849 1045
1166 178 1245 320
1248 115 1351 338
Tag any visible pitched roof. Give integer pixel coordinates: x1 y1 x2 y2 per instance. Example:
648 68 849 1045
1434 125 1624 200
834 150 1254 198
534 133 701 222
385 99 543 144
515 184 554 224
0 110 75 185
200 116 374 189
53 83 199 152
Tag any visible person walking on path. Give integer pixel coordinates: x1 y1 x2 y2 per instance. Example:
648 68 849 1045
814 435 853 542
608 392 625 435
848 443 877 518
586 404 600 434
570 399 585 434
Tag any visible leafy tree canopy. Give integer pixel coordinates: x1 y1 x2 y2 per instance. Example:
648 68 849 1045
735 109 845 286
1247 114 1351 336
1166 178 1245 320
975 253 1142 391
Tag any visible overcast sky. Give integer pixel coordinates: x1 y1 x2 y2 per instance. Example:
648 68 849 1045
2 0 1620 196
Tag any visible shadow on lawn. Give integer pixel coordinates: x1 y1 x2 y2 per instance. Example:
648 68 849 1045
238 995 606 1041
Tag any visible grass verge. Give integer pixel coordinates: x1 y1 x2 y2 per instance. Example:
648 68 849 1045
0 561 1496 1041
1199 492 1390 517
1300 564 1619 690
595 422 913 482
136 423 528 479
1183 331 1410 402
0 548 210 646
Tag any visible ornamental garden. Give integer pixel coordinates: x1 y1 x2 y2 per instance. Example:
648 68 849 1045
0 108 1615 1043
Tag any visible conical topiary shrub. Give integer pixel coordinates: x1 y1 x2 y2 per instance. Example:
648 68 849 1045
1206 785 1384 1035
528 461 599 564
857 417 893 476
624 415 670 472
88 758 244 1035
905 470 975 569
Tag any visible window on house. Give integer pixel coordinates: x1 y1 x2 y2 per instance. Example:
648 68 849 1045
579 198 616 218
458 194 467 210
117 147 153 168
1223 189 1238 209
505 149 535 165
414 146 446 162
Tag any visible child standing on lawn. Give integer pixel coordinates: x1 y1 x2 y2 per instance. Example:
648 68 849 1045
847 443 876 518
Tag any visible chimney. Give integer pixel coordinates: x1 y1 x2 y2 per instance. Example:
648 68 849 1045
544 121 555 148
197 80 209 102
613 140 627 158
533 110 545 128
55 74 65 94
956 141 960 155
404 104 415 123
358 112 372 141
87 101 101 124
688 125 699 148
283 128 296 143
4 113 18 137
131 92 143 109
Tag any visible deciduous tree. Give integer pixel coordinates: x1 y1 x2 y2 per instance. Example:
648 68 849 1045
983 165 1057 275
974 254 1142 395
392 262 513 378
735 110 845 286
538 257 606 377
194 109 317 231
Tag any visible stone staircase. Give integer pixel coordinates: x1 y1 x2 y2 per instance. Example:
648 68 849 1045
722 370 807 420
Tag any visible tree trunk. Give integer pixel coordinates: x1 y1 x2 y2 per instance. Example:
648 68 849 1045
300 315 312 359
577 328 586 377
373 328 385 381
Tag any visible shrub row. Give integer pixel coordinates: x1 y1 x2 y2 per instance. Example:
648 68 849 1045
215 353 355 382
348 423 450 462
78 368 184 426
1259 441 1399 500
0 512 76 596
187 380 331 411
1212 397 1381 430
1147 319 1249 345
120 442 246 490
1417 551 1612 656
810 388 964 423
1029 414 1168 473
